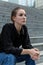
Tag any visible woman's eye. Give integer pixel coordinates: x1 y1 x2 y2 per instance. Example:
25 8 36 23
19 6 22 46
19 14 23 16
19 14 26 17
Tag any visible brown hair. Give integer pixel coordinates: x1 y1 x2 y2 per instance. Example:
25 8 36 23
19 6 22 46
11 7 24 22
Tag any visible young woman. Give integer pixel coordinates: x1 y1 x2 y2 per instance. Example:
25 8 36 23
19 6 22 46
0 7 40 65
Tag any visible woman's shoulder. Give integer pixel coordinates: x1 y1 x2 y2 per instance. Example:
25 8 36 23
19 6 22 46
3 23 13 27
2 23 13 29
1 23 13 32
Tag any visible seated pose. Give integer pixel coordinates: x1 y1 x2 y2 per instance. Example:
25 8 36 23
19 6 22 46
0 7 40 65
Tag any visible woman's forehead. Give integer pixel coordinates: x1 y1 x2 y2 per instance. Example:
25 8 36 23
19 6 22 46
17 9 26 14
17 9 26 13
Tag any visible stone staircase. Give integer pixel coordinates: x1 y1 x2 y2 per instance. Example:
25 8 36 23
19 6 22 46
31 37 43 65
0 1 43 65
30 36 43 51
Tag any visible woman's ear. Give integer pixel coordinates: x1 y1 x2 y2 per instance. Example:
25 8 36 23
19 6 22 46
12 16 16 21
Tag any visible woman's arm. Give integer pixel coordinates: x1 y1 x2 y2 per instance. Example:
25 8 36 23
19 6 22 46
21 25 40 60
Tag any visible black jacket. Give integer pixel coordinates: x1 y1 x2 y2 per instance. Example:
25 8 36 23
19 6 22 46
1 23 33 56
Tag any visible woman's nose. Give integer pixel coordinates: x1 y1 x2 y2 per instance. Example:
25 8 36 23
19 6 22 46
23 15 26 19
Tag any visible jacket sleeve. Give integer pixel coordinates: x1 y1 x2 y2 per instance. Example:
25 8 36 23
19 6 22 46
1 24 23 56
22 26 33 49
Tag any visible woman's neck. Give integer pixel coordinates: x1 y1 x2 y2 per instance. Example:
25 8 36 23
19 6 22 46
14 22 22 33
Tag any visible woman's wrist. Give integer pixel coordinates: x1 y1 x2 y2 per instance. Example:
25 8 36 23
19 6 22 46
21 49 31 55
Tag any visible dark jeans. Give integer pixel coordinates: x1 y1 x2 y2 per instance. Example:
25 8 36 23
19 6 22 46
0 52 36 65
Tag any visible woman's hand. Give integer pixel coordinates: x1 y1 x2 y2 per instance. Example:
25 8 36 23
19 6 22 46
21 48 40 60
29 48 40 60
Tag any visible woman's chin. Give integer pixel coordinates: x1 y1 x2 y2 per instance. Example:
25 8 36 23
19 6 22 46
22 22 26 25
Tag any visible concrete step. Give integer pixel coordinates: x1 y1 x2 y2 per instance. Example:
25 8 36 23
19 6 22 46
32 43 43 46
30 36 43 43
16 62 43 65
40 51 43 56
32 43 43 51
37 63 43 65
17 62 43 65
36 51 43 64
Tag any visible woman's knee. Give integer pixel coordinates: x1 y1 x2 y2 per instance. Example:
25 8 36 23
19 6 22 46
7 54 16 65
0 53 16 65
6 54 16 62
7 54 16 61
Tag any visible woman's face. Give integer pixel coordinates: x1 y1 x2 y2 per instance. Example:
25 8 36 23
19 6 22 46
13 9 27 25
